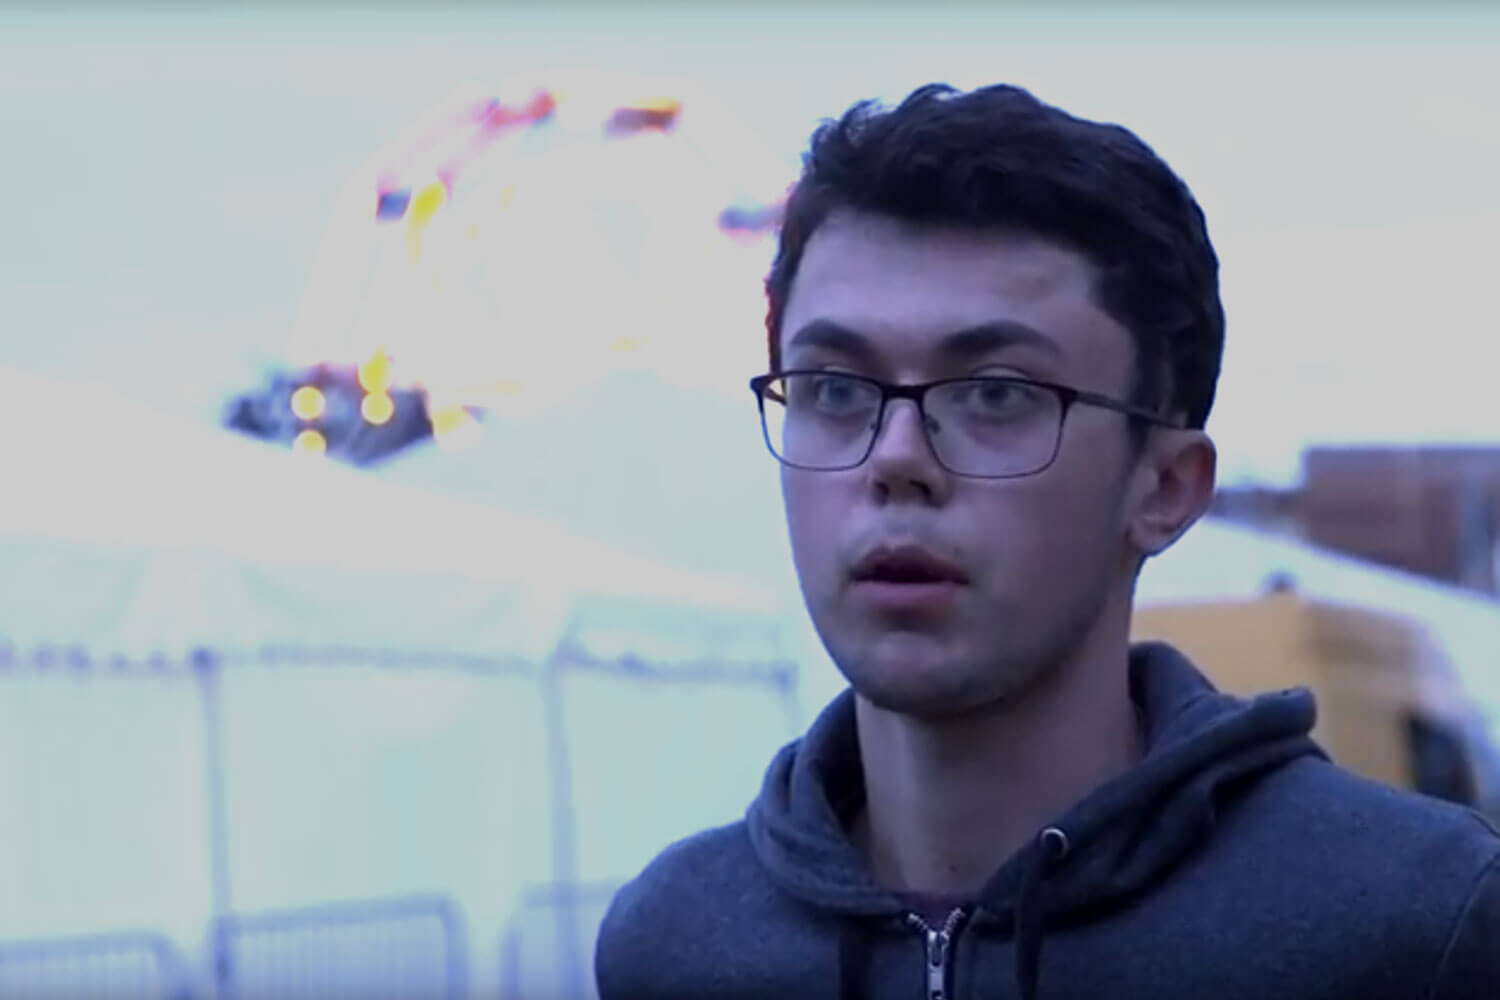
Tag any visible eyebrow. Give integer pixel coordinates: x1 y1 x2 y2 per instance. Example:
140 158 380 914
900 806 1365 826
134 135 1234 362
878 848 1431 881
783 318 1065 366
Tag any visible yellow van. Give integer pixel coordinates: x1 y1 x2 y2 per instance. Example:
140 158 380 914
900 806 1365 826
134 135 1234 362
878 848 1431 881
1132 588 1500 818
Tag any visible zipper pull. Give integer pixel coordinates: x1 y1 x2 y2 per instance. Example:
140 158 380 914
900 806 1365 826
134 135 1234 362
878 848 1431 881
926 926 951 1000
906 908 966 1000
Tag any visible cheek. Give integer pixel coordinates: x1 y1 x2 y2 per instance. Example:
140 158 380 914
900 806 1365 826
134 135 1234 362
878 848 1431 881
780 470 840 589
978 460 1127 588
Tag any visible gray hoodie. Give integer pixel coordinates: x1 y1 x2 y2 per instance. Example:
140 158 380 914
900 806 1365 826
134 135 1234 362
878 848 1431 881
595 643 1500 998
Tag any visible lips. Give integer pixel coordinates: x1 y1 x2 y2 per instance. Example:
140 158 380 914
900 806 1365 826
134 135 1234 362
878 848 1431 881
850 545 968 586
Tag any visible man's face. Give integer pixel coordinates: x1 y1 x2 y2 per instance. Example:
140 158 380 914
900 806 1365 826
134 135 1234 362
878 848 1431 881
777 211 1145 718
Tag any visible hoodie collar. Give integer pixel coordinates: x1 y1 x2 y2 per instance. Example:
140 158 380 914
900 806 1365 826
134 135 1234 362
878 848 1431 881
746 642 1325 917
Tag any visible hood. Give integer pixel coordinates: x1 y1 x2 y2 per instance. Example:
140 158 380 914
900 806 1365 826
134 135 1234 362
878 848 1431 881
745 642 1326 996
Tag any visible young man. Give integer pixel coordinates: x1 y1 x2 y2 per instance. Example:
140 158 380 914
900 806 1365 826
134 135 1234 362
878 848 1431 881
595 84 1500 999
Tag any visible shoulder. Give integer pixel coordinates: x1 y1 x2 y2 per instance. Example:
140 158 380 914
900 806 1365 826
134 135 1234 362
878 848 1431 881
594 820 786 995
1232 755 1500 899
1226 756 1500 991
602 819 762 930
591 821 762 983
1429 843 1500 998
1247 755 1500 866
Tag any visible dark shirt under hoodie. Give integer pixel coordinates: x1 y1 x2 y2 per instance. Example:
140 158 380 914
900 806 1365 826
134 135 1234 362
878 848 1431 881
596 643 1500 998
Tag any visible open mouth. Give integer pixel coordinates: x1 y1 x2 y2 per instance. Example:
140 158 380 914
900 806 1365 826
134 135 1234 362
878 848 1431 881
861 565 957 584
852 547 968 586
850 546 967 611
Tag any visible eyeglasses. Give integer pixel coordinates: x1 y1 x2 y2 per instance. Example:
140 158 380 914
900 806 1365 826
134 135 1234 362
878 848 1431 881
748 370 1182 478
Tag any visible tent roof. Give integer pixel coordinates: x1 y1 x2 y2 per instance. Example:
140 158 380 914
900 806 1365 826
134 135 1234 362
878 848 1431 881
0 367 791 673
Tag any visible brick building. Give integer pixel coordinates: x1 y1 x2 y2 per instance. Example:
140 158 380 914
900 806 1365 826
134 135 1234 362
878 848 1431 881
1212 447 1500 598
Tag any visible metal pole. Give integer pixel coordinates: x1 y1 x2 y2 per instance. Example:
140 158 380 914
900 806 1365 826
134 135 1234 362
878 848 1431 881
540 649 584 1000
193 648 234 999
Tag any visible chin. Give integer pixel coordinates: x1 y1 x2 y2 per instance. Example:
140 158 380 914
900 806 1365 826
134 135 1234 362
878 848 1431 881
835 633 1045 720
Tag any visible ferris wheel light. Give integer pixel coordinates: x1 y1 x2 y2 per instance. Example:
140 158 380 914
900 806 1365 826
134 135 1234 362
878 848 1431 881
295 75 788 424
429 404 471 436
376 188 411 221
409 181 448 226
358 350 392 394
362 391 396 425
607 101 682 135
289 385 326 421
292 429 327 455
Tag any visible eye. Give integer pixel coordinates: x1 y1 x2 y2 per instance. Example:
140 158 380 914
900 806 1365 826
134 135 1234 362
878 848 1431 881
945 378 1045 418
790 373 878 416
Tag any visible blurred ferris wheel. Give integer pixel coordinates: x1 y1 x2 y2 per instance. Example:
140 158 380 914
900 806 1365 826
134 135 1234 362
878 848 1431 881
259 72 790 459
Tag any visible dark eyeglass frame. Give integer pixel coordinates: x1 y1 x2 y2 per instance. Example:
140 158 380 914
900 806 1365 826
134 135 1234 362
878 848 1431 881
748 369 1186 478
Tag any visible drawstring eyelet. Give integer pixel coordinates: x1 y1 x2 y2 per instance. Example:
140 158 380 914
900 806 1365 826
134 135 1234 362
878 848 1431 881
1039 826 1070 862
1015 826 1070 1000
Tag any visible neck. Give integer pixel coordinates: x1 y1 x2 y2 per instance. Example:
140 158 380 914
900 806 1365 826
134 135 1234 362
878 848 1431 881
851 600 1143 899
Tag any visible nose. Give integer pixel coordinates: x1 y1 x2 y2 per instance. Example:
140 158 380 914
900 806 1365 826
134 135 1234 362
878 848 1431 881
865 398 950 503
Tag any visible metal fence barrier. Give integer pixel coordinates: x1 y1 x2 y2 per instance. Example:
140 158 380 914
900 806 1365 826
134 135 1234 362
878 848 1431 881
0 930 195 1000
500 882 620 1000
0 887 626 1000
213 895 467 1000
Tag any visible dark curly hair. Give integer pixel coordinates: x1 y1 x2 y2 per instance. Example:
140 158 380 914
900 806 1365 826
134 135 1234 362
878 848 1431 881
764 83 1224 430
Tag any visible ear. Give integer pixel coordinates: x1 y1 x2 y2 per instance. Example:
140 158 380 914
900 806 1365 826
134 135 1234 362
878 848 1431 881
1126 430 1217 558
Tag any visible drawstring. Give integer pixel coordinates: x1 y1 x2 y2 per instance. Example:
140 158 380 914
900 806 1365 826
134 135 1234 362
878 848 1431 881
836 919 871 1000
1014 826 1069 1000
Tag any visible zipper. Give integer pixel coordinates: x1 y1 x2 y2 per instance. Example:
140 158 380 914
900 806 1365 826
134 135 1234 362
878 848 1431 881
905 907 967 1000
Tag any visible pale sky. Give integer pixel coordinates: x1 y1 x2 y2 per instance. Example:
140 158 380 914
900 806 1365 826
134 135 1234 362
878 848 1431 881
2 4 1497 486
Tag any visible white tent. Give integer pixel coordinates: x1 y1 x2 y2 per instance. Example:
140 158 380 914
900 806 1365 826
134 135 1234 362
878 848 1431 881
0 365 805 999
0 365 791 667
